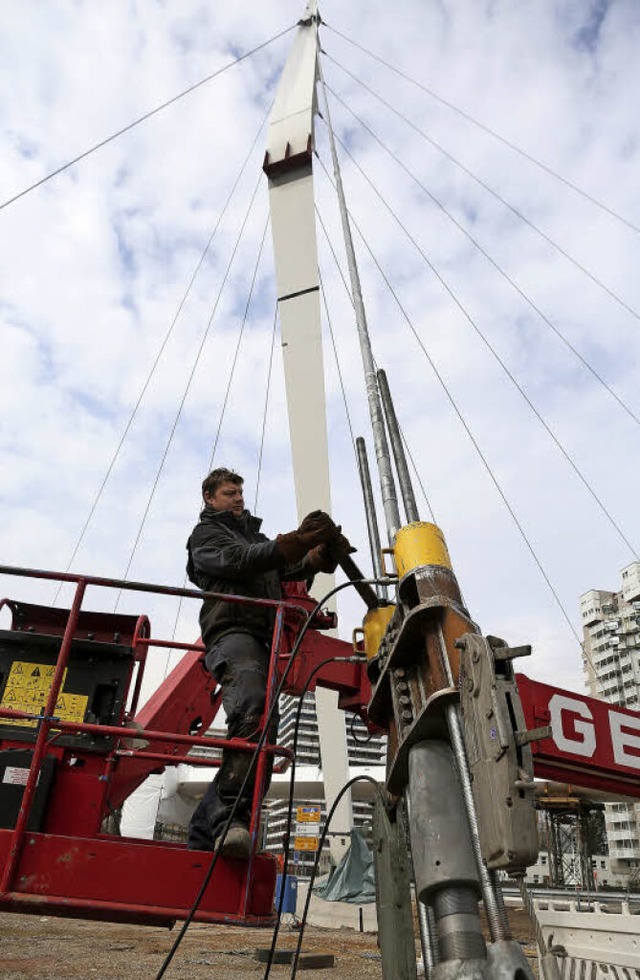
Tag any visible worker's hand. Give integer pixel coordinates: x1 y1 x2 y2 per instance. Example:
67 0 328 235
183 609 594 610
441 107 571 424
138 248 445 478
298 510 338 538
276 526 333 565
305 543 339 574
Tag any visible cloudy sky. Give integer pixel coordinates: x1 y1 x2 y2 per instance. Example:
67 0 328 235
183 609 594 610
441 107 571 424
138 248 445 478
1 0 639 704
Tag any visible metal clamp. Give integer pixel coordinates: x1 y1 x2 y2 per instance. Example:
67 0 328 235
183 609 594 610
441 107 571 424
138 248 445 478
380 547 397 578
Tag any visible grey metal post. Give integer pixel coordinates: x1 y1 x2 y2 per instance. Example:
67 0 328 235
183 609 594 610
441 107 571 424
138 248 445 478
372 797 418 980
377 369 420 525
356 436 388 601
317 57 401 542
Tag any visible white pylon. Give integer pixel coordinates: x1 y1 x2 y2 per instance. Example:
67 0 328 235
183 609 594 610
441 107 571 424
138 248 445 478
265 1 354 860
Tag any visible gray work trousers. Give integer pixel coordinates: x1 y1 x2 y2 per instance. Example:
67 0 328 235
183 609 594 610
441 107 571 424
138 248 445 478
188 632 278 850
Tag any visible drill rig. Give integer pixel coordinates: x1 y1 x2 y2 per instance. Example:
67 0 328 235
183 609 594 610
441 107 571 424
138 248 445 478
2 5 640 979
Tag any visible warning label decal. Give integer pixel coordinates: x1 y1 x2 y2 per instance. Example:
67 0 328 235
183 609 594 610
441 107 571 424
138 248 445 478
0 661 88 728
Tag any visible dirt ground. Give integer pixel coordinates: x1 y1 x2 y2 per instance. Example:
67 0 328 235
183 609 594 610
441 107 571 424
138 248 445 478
0 907 538 980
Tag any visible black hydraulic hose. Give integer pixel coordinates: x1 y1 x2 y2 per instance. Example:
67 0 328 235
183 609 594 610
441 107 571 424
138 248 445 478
289 775 386 979
262 653 368 980
154 576 393 980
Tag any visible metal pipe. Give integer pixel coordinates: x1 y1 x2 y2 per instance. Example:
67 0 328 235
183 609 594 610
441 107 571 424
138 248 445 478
356 436 388 601
377 369 419 525
317 56 401 541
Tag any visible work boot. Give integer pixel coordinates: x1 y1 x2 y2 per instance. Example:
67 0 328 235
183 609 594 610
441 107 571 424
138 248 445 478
216 822 252 860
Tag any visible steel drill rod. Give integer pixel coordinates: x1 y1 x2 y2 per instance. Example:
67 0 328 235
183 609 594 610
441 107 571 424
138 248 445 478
356 436 388 602
377 369 419 525
338 553 381 610
317 56 401 541
446 702 507 942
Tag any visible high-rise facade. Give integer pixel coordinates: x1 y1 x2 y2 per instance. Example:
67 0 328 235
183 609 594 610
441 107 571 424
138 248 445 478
580 561 640 877
261 692 386 874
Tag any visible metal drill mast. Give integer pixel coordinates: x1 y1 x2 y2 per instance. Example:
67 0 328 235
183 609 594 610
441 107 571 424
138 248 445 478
268 6 542 978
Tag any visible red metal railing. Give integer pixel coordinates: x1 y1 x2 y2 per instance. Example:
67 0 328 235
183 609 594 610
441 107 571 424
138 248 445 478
0 563 307 896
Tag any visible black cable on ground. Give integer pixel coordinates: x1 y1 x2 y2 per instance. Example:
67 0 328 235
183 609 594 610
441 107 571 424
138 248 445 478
324 52 640 325
154 576 394 980
114 172 265 609
0 25 294 213
320 127 639 559
263 655 365 980
324 81 640 431
316 154 584 651
324 23 640 237
262 653 369 980
53 107 270 607
289 774 385 979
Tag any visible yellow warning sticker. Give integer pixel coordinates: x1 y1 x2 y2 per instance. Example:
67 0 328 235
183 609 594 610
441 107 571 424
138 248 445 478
0 661 88 728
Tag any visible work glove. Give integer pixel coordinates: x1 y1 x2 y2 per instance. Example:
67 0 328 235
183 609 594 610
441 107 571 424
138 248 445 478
306 532 357 573
276 525 334 565
305 542 339 574
326 532 356 562
298 509 338 538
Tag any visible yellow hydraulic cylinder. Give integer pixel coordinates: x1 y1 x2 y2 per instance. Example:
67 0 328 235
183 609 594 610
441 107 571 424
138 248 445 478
391 522 452 577
354 604 395 662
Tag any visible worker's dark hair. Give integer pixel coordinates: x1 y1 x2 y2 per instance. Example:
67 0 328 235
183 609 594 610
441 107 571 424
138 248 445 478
201 467 243 501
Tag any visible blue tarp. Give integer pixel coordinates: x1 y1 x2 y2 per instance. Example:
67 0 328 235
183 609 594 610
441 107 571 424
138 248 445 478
312 830 376 904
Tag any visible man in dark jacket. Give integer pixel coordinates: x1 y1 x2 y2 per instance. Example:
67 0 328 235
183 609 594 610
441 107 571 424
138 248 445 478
186 467 339 857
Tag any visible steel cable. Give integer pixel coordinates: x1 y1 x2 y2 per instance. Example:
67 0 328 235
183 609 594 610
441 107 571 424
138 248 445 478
113 170 264 609
53 108 269 606
324 53 640 326
317 154 583 649
322 126 639 560
325 81 640 431
316 203 435 524
323 25 640 237
254 304 279 514
0 25 294 213
162 214 271 676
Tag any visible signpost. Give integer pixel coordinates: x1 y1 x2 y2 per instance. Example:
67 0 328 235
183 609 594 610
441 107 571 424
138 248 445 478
294 805 321 852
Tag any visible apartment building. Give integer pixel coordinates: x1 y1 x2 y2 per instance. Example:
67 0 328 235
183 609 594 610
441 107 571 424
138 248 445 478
580 562 640 877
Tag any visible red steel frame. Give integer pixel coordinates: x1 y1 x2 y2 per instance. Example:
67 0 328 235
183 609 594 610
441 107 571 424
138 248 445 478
0 563 358 926
1 563 639 927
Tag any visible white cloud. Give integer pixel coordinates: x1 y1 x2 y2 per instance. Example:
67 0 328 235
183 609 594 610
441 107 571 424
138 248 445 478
0 0 638 721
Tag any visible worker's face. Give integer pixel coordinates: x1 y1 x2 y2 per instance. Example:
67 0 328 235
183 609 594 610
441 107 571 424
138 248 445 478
205 481 245 517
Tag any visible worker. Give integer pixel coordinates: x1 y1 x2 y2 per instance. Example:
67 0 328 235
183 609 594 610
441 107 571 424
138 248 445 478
186 467 350 858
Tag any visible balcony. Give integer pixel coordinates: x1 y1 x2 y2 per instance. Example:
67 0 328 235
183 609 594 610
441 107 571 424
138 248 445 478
607 828 636 841
611 847 640 859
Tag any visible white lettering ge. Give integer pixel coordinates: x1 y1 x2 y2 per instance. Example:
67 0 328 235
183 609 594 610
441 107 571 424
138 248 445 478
549 694 596 758
609 711 640 771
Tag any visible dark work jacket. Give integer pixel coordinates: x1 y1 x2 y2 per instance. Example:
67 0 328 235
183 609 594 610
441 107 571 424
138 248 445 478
186 506 308 648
